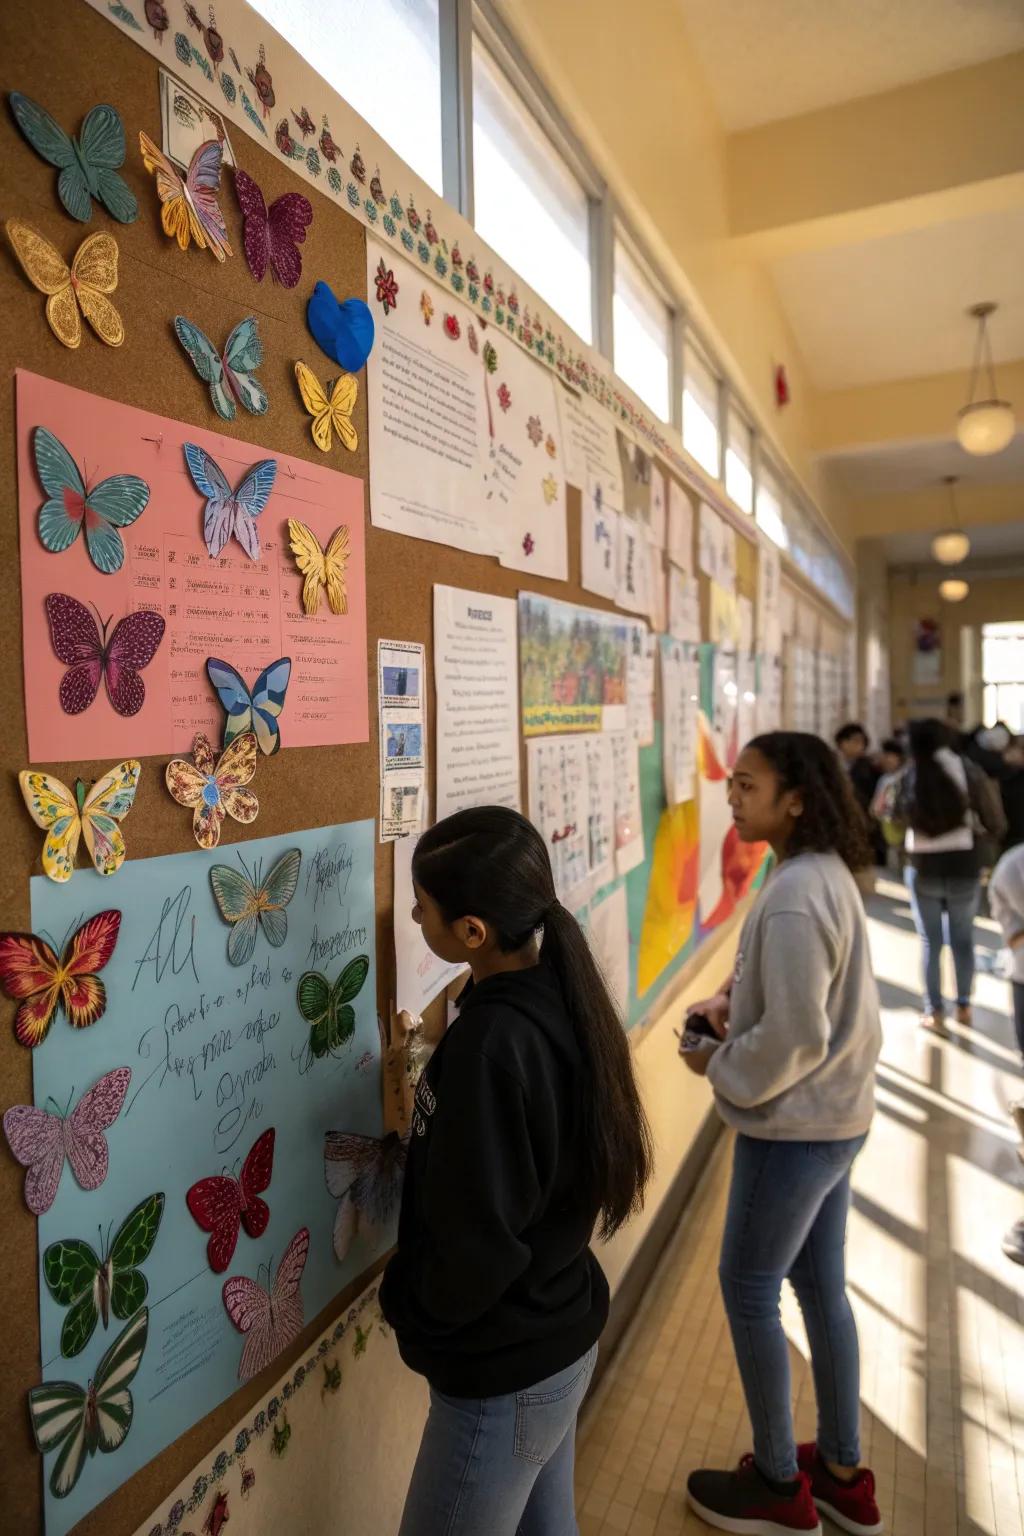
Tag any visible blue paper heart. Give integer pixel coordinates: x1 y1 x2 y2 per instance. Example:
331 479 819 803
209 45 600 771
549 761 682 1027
306 283 375 372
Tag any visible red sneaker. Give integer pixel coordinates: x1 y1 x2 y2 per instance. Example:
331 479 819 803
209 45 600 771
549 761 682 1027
795 1443 883 1535
686 1455 821 1534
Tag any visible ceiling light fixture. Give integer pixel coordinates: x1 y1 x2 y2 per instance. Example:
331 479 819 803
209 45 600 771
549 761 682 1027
930 476 971 565
956 302 1016 456
939 577 969 603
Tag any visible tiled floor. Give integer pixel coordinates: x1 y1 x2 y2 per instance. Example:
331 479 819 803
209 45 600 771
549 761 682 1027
575 880 1024 1535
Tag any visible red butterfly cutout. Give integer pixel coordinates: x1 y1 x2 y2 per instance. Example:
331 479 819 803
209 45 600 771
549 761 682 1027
0 910 121 1048
45 593 165 717
234 168 312 288
186 1127 276 1273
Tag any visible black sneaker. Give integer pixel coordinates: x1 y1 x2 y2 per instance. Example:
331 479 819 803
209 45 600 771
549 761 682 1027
686 1455 822 1534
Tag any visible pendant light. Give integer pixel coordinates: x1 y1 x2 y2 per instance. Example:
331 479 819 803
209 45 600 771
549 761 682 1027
956 302 1016 455
939 577 969 603
930 477 970 565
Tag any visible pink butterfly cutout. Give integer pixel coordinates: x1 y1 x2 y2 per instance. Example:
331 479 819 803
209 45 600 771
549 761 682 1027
2 1065 131 1215
234 168 312 288
223 1225 309 1381
45 593 166 717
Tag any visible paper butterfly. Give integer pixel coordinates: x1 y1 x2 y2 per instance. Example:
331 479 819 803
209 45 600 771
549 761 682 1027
0 909 121 1049
306 282 375 371
210 848 301 966
323 1130 408 1262
9 93 138 224
6 220 123 349
138 131 232 260
2 1065 131 1216
223 1226 309 1382
235 167 312 287
45 594 165 717
297 954 369 1061
294 362 357 454
29 1305 148 1498
33 427 150 574
20 761 141 883
165 731 258 849
183 443 277 560
186 1127 276 1273
43 1192 164 1358
174 315 268 421
287 519 350 617
206 656 292 755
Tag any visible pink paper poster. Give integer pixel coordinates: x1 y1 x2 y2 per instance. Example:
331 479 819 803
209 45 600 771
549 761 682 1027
17 370 368 763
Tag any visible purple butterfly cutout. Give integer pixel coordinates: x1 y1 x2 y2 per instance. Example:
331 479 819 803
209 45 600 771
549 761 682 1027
234 168 312 288
3 1066 131 1215
183 444 278 561
45 593 165 717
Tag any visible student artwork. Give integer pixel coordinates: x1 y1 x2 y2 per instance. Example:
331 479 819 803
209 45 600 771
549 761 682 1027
293 362 357 454
44 594 165 717
8 94 138 224
32 427 149 574
0 909 121 1048
222 1225 309 1382
234 167 312 287
2 1065 131 1216
306 282 375 371
29 1305 149 1499
209 847 301 964
138 132 232 260
186 1127 276 1273
373 256 398 315
206 656 291 754
6 221 123 349
287 519 350 616
165 731 258 849
43 1192 164 1357
323 1130 408 1262
20 761 141 883
297 955 369 1061
183 443 277 559
174 316 268 421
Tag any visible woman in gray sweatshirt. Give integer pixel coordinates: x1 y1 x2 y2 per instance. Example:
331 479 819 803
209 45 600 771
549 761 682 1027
682 732 883 1536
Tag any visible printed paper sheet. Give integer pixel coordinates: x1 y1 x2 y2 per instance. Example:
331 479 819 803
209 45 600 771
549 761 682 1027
527 732 614 906
580 473 621 602
660 637 700 806
611 730 644 875
393 832 467 1016
585 881 629 1019
377 640 426 841
482 331 568 580
698 501 736 591
556 382 626 509
627 621 656 748
756 536 782 655
433 585 521 818
520 592 627 737
668 566 701 644
667 479 694 570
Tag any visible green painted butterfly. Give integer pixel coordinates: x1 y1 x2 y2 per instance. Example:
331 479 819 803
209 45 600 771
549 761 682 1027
28 1305 148 1499
210 847 302 966
43 1192 164 1358
296 955 369 1060
9 93 138 224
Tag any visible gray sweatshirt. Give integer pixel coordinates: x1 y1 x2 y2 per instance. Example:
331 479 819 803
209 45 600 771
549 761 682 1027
706 850 881 1140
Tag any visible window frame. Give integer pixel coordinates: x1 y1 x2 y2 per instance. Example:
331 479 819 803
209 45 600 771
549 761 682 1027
612 222 675 422
681 327 724 481
725 398 755 514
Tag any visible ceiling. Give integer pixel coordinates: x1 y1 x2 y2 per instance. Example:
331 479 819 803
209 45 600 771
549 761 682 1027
677 0 1024 131
883 518 1024 568
825 430 1024 498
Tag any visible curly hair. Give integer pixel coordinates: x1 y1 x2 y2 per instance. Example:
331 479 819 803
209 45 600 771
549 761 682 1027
746 731 873 870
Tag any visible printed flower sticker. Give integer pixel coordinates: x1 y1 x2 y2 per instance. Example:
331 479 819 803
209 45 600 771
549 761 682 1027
165 732 258 849
542 474 558 505
374 258 398 315
527 415 543 446
443 314 460 340
467 324 479 355
420 290 434 326
482 340 498 374
522 532 535 556
545 434 557 458
497 383 512 413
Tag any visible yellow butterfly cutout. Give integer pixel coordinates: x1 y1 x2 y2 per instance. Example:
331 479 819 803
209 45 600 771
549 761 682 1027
6 219 123 350
287 519 351 617
294 361 358 454
19 761 141 883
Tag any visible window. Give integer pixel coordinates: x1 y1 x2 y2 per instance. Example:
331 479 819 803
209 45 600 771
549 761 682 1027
756 458 788 549
472 38 593 342
682 335 721 478
983 622 1024 732
613 234 671 421
249 0 444 193
725 402 754 513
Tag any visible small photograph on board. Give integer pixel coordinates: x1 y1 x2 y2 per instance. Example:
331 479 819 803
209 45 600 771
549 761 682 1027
382 665 419 700
386 723 422 761
386 784 423 837
160 68 236 171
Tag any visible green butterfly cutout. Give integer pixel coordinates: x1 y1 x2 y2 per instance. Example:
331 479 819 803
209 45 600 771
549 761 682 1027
9 93 138 224
43 1192 164 1358
296 955 369 1060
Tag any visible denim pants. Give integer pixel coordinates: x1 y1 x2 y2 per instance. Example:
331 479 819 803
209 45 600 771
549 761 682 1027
719 1134 867 1482
398 1344 598 1536
1013 981 1024 1064
904 867 980 1012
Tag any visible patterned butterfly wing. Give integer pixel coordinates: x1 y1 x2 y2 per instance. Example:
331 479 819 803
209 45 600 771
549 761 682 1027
228 457 277 561
57 908 122 1030
258 848 302 948
70 232 124 350
139 131 197 252
79 461 149 574
3 1102 65 1213
327 375 358 454
33 426 86 555
185 140 232 261
187 1173 245 1273
103 610 165 716
30 1308 148 1492
0 930 62 1047
265 191 312 288
28 1377 89 1497
64 1065 131 1192
287 516 329 611
322 524 352 615
44 594 105 714
222 317 268 418
77 104 138 224
175 319 233 421
324 1130 408 1228
233 168 270 282
18 771 82 883
90 1303 149 1456
107 1193 164 1320
42 1237 103 1357
6 219 79 348
80 760 141 877
238 1126 276 1239
224 1225 308 1382
206 656 254 744
9 93 88 221
209 862 261 966
248 656 291 755
213 733 259 827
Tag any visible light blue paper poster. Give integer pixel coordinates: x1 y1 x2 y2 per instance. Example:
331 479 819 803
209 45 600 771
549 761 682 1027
27 820 380 1536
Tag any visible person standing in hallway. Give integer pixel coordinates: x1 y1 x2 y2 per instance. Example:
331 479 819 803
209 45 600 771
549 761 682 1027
680 732 883 1536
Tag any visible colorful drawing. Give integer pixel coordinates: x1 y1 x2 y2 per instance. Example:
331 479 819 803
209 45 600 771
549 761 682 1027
174 316 268 421
374 256 399 314
323 1130 408 1261
297 955 369 1061
20 761 141 882
206 656 292 754
636 800 699 996
165 731 258 849
287 518 351 613
9 94 138 223
186 1128 276 1272
183 443 277 558
6 222 124 349
519 593 627 736
223 1226 309 1381
138 132 232 260
0 909 121 1048
234 167 311 286
209 848 302 965
45 594 165 717
43 1192 164 1357
31 427 149 573
2 1065 131 1215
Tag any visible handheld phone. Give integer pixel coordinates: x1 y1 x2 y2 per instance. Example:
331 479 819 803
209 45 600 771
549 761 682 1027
678 1012 719 1052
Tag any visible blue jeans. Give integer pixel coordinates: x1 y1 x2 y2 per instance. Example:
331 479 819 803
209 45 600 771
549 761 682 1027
720 1134 867 1481
904 867 980 1012
398 1344 598 1536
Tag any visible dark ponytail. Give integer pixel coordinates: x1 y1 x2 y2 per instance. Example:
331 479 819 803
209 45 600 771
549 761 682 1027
412 806 653 1239
907 718 968 838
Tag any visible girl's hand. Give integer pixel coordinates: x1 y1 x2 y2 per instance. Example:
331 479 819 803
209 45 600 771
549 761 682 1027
687 992 730 1039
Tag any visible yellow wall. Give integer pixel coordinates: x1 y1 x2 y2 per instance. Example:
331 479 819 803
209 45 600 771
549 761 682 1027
889 572 1024 721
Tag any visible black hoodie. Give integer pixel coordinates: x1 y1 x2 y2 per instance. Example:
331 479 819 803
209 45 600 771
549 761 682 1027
379 961 609 1396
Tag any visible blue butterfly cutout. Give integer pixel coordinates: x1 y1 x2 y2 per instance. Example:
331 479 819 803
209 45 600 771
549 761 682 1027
174 315 268 422
9 93 138 224
183 443 277 562
207 656 292 756
307 283 375 372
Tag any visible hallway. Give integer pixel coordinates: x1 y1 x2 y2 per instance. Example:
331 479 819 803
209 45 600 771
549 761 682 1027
575 882 1024 1536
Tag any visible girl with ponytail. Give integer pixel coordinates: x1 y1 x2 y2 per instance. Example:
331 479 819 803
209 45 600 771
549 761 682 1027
381 805 652 1536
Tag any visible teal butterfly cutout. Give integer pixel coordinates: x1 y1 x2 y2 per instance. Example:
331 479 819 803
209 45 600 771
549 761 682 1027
43 1192 164 1358
29 1306 148 1499
174 315 269 421
9 93 138 224
33 426 150 574
210 847 302 966
297 955 370 1059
